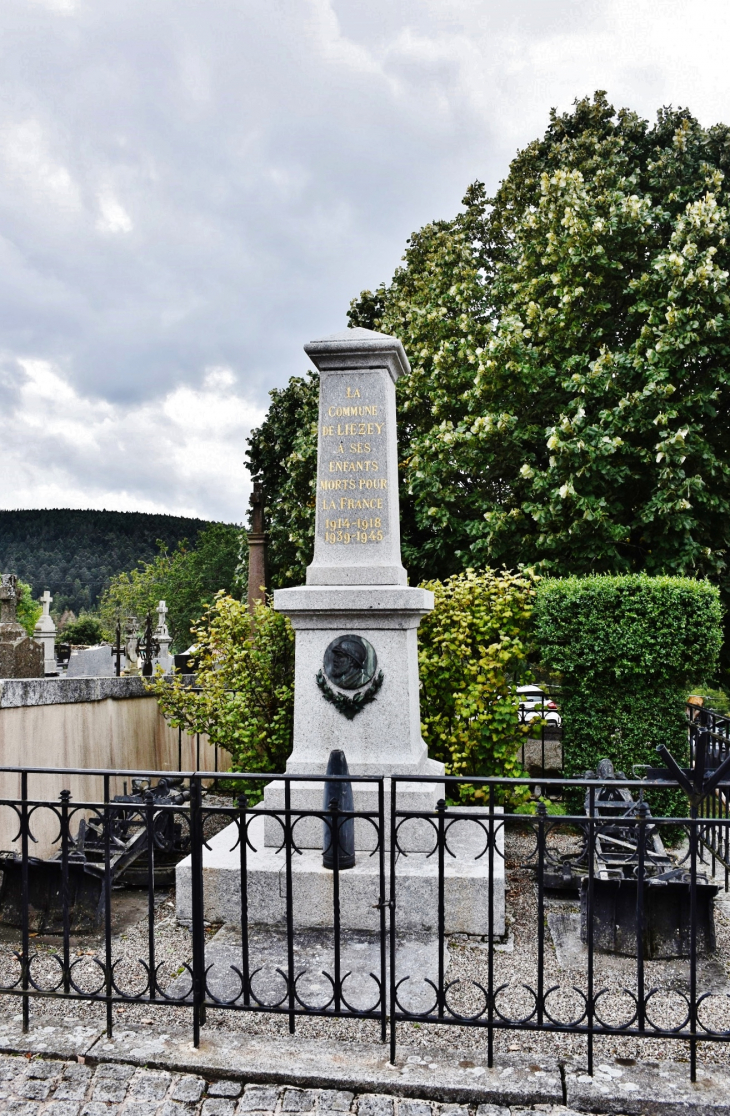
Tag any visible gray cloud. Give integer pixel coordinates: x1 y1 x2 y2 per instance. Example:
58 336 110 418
1 0 728 519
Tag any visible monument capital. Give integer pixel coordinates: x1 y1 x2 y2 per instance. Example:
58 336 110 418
304 327 410 383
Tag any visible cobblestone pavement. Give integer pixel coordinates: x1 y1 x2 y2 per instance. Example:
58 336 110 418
0 1055 617 1116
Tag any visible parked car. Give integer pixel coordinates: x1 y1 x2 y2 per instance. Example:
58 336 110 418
516 685 562 728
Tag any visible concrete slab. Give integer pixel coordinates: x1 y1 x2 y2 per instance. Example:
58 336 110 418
176 815 504 936
547 912 586 970
1 1011 730 1114
0 1014 101 1058
548 910 730 992
564 1056 730 1114
86 1028 563 1107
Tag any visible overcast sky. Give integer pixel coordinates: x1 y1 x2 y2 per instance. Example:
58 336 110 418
1 0 729 523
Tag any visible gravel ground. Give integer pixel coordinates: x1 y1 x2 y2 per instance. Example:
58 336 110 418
1 814 728 1075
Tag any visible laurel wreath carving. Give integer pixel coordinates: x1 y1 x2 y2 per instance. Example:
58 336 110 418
315 669 384 720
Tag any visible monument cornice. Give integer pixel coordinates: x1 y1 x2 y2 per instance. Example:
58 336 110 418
274 584 433 611
304 328 410 384
274 585 433 631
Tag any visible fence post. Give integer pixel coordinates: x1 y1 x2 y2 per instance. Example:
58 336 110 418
377 778 387 1044
59 789 71 995
636 797 648 1032
190 776 206 1046
284 778 296 1035
487 783 495 1069
144 789 157 1001
330 795 342 1014
436 797 446 1021
690 802 698 1082
388 776 397 1065
536 799 546 1026
20 771 29 1034
103 775 113 1038
238 792 250 1007
586 785 595 1077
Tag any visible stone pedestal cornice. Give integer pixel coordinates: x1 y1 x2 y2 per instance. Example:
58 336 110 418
273 585 433 630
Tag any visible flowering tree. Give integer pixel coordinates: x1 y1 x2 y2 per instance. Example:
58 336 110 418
249 94 730 631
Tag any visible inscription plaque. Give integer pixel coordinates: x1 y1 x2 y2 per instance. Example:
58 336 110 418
317 372 388 551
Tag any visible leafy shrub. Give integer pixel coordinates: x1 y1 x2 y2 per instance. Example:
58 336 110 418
148 594 294 790
60 614 105 645
16 581 42 638
417 568 538 796
535 575 722 807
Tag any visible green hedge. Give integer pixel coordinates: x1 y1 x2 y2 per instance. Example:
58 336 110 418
535 575 722 799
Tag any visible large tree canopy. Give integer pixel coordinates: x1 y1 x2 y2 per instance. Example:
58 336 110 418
245 370 319 589
248 93 730 619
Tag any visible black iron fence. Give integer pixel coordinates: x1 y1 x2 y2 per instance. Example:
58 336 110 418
0 764 726 1082
686 701 730 888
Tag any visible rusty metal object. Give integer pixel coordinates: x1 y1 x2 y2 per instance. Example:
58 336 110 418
541 757 719 959
0 776 191 933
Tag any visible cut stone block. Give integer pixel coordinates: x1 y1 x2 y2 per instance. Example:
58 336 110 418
65 645 115 678
516 735 562 776
176 811 504 936
261 777 445 853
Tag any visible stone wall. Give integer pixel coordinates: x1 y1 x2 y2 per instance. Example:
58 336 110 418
0 676 229 857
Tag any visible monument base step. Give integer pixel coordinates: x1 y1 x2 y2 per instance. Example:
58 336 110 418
166 922 448 1014
176 813 504 936
262 771 445 852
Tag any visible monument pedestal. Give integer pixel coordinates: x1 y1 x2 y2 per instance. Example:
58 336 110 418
272 585 436 777
263 583 444 850
176 812 505 937
261 779 442 852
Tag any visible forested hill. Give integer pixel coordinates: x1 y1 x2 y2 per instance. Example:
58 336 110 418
0 509 213 616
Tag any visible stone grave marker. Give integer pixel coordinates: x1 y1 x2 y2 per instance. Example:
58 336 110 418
154 600 173 673
0 574 44 679
66 644 115 677
33 589 57 675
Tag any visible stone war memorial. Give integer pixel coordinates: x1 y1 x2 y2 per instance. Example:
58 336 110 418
1 329 725 1108
178 328 504 938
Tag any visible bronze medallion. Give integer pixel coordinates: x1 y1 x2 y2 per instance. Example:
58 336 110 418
323 634 377 691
